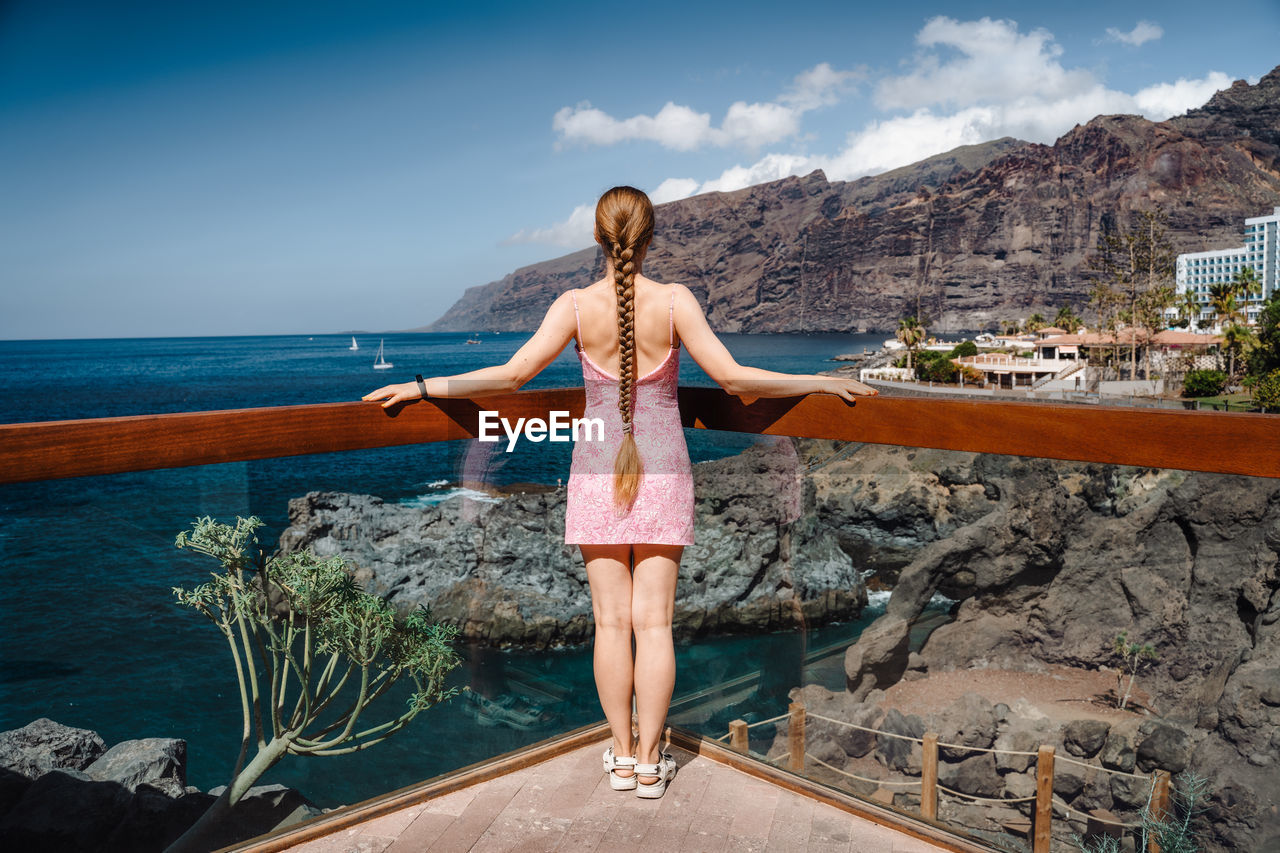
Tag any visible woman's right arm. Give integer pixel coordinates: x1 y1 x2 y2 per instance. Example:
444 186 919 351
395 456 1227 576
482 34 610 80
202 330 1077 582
672 284 878 402
362 291 578 408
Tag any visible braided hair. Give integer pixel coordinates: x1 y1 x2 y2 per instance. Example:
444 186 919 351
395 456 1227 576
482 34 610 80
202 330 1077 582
593 186 655 510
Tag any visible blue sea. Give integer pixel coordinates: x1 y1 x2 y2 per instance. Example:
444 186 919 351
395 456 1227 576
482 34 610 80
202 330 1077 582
0 331 895 808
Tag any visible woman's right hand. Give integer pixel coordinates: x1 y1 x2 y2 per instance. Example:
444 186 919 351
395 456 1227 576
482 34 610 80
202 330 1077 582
362 382 423 409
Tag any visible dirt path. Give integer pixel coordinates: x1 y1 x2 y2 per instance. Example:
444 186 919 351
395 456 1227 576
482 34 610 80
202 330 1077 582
880 664 1154 723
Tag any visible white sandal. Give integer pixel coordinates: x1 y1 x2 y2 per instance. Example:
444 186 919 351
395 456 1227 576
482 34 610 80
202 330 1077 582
634 751 677 799
603 746 638 790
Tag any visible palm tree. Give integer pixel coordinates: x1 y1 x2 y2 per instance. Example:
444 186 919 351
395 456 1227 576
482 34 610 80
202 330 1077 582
1177 289 1204 331
896 316 926 370
1026 313 1046 333
1054 305 1082 334
1234 266 1262 303
1209 282 1246 330
1222 322 1257 381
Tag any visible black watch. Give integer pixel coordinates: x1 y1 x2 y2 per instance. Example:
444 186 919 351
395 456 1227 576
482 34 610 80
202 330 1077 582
415 374 429 398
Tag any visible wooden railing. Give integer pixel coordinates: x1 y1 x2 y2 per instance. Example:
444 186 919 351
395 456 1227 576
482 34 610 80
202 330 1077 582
1 387 1277 484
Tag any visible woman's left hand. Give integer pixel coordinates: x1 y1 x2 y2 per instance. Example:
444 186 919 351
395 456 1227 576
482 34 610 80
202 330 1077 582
828 377 879 401
363 382 423 409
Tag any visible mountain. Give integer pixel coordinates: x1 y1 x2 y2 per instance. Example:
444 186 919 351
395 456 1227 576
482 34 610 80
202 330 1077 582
427 66 1280 334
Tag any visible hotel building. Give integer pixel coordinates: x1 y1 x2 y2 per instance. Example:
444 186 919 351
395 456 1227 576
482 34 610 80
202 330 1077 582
1175 206 1280 328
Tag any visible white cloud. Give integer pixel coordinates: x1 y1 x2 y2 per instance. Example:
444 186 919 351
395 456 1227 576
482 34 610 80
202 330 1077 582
1133 72 1233 119
876 16 1099 111
502 202 596 249
650 178 700 204
782 61 863 111
1105 21 1164 47
697 153 820 194
553 62 860 151
552 102 715 151
518 18 1233 247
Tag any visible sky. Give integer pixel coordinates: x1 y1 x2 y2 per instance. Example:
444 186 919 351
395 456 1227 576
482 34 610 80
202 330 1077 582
2 0 1277 340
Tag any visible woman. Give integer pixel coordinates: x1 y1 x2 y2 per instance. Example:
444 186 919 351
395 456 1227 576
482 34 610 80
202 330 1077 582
364 186 878 798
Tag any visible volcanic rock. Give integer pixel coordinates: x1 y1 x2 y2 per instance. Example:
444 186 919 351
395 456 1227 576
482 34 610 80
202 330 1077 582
279 441 866 647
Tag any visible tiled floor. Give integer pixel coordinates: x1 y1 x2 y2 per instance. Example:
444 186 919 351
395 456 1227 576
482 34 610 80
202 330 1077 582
285 742 953 853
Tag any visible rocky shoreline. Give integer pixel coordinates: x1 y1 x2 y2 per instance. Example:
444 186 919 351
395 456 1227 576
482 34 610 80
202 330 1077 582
0 718 322 853
279 440 869 648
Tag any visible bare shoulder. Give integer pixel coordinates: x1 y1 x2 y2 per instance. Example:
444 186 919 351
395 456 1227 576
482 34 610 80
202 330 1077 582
547 289 577 310
668 282 704 312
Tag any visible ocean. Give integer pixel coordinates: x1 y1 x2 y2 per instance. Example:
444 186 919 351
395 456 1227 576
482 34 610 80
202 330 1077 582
0 330 896 808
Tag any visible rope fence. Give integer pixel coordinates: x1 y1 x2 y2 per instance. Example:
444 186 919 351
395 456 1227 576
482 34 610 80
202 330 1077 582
806 753 923 788
722 700 1172 853
936 783 1038 805
1056 751 1154 781
1055 798 1145 830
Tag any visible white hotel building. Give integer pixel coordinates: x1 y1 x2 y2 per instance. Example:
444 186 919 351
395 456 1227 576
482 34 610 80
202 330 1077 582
1175 206 1280 328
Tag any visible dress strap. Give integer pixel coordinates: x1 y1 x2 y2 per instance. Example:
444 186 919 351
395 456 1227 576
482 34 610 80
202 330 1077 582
570 290 583 351
668 289 675 347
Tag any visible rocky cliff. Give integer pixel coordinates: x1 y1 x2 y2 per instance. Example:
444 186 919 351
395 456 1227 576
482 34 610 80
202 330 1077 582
811 441 1280 852
428 67 1280 334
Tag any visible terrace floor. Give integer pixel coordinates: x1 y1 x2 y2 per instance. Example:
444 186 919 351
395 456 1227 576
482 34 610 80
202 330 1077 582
272 738 970 853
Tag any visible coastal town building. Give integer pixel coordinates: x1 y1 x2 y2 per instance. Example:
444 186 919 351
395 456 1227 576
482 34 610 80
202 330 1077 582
949 351 1079 389
1175 206 1280 327
1033 330 1221 371
940 330 1222 390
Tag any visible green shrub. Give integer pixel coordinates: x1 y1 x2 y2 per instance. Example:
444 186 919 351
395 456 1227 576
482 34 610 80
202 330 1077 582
166 516 461 853
917 357 958 383
1074 771 1211 853
1251 368 1280 412
949 340 979 358
1182 369 1228 398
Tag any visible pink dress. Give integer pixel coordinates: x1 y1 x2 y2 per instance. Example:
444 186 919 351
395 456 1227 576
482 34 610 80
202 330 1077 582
563 289 695 546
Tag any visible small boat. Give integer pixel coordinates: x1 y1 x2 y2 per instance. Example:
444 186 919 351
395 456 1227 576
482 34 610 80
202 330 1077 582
373 339 393 370
465 338 481 345
349 336 359 351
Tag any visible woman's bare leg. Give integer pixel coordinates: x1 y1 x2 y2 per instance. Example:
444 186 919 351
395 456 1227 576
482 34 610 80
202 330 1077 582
631 544 681 783
582 544 636 776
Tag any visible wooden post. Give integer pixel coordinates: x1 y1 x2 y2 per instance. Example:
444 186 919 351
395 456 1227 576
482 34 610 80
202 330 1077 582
729 719 749 754
921 731 939 821
1148 771 1172 853
1034 744 1055 853
788 702 805 773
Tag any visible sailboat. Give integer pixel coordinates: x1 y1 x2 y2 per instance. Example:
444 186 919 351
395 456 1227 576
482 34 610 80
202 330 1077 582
349 336 359 351
373 339 393 370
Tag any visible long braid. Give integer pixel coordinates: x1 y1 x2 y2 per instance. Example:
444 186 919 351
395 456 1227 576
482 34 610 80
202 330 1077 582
613 240 639 508
594 187 653 510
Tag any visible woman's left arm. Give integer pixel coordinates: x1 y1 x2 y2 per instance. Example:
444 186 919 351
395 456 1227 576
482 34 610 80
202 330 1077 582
362 292 579 408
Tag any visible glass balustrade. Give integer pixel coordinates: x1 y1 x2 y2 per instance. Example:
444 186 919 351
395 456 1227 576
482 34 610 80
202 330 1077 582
2 418 1276 853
